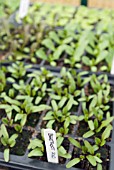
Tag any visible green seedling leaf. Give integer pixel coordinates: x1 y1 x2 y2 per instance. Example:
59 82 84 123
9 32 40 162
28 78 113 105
100 140 106 146
94 156 102 163
93 145 99 152
57 136 64 148
53 45 65 59
7 77 15 83
28 139 43 150
35 96 42 105
49 31 60 44
97 117 114 132
84 140 94 155
97 163 102 170
9 134 18 147
12 105 20 112
64 117 70 128
2 118 9 125
95 50 108 64
1 137 7 146
0 104 11 110
83 130 95 138
66 158 80 168
58 150 71 159
4 148 10 162
14 125 22 132
46 120 55 129
68 137 81 148
58 146 66 155
94 119 99 129
36 48 47 60
51 100 58 111
58 96 67 108
102 124 113 140
42 39 55 51
21 114 27 126
1 124 9 139
28 148 43 157
89 95 97 111
32 105 51 113
97 90 102 105
82 56 90 66
16 95 33 100
95 137 101 145
49 94 61 100
43 115 54 121
15 114 23 121
4 96 20 106
63 97 74 112
86 155 96 166
88 120 94 131
86 46 93 55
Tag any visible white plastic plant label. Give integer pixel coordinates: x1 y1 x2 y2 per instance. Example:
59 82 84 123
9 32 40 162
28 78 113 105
18 0 30 19
44 129 59 164
111 57 114 75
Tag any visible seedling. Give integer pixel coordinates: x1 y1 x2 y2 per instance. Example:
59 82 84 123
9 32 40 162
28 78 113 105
0 124 18 162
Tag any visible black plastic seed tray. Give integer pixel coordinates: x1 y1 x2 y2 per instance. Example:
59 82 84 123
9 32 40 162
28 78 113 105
1 61 114 81
0 68 114 170
25 62 114 83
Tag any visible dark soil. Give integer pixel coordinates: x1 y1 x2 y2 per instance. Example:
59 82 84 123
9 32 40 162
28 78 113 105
0 83 12 96
26 57 43 65
26 113 41 127
0 109 6 120
77 120 89 137
0 127 32 156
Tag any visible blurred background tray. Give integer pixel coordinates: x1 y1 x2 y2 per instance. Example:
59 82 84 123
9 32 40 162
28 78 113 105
88 0 114 9
31 0 80 6
31 0 114 8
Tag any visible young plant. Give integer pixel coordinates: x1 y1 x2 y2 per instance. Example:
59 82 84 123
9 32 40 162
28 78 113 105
82 50 108 72
14 97 51 127
82 30 113 72
49 68 81 101
0 124 18 162
0 93 51 127
66 137 102 169
13 80 47 103
27 67 53 83
83 112 114 140
28 132 71 159
7 62 32 83
28 138 44 157
43 98 81 135
36 44 74 67
36 28 75 66
64 30 92 68
89 74 111 95
0 0 20 17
